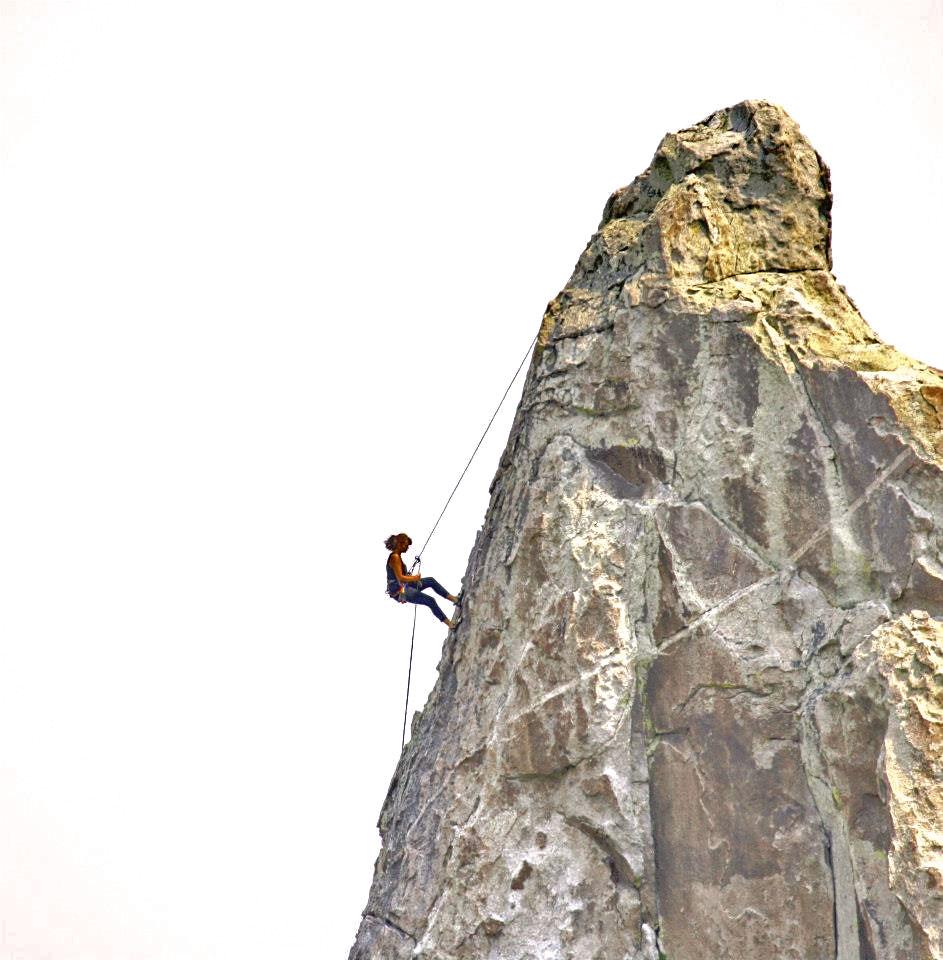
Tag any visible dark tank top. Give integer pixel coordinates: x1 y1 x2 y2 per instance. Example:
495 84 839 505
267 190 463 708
386 554 402 596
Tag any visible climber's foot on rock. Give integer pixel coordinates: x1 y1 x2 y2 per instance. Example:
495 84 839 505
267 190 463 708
448 594 459 604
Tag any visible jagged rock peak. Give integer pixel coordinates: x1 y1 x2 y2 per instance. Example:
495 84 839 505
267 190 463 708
350 102 943 960
598 100 832 284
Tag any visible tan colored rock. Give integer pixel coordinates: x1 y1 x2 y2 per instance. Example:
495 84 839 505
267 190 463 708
349 101 943 959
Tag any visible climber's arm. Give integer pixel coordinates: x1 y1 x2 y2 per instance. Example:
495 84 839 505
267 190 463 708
391 553 421 584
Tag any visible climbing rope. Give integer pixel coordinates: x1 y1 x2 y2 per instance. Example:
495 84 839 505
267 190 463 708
401 574 419 750
413 331 540 564
399 331 539 751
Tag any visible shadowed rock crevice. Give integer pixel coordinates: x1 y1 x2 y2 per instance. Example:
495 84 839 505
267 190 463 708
349 100 943 960
563 815 641 890
362 913 416 943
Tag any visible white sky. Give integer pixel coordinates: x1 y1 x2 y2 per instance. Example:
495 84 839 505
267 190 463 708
1 1 941 957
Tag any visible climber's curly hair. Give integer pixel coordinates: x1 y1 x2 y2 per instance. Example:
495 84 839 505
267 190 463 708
384 532 412 552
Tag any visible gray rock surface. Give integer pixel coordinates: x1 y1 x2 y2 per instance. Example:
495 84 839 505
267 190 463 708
350 100 943 960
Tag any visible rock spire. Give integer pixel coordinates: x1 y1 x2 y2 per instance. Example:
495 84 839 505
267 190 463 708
350 100 943 960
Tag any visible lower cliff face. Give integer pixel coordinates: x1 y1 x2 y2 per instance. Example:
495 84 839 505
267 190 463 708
350 101 943 960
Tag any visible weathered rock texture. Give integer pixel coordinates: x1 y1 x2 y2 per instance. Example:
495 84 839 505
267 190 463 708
350 101 943 959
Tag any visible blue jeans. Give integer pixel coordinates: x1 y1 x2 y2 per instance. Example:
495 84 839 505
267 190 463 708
394 576 453 622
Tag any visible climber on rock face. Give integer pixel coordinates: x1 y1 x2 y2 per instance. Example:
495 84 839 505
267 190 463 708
385 533 459 628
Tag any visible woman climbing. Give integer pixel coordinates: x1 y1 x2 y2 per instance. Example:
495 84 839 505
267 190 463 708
385 533 459 628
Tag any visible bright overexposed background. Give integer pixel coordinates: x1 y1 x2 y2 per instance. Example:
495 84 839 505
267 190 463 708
1 1 941 957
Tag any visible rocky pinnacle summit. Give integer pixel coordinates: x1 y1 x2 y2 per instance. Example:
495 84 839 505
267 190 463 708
350 101 943 960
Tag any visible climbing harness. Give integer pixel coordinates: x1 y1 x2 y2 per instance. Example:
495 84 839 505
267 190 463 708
397 331 539 751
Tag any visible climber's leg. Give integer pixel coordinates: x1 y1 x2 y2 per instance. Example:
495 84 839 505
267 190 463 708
416 577 455 601
401 586 447 623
